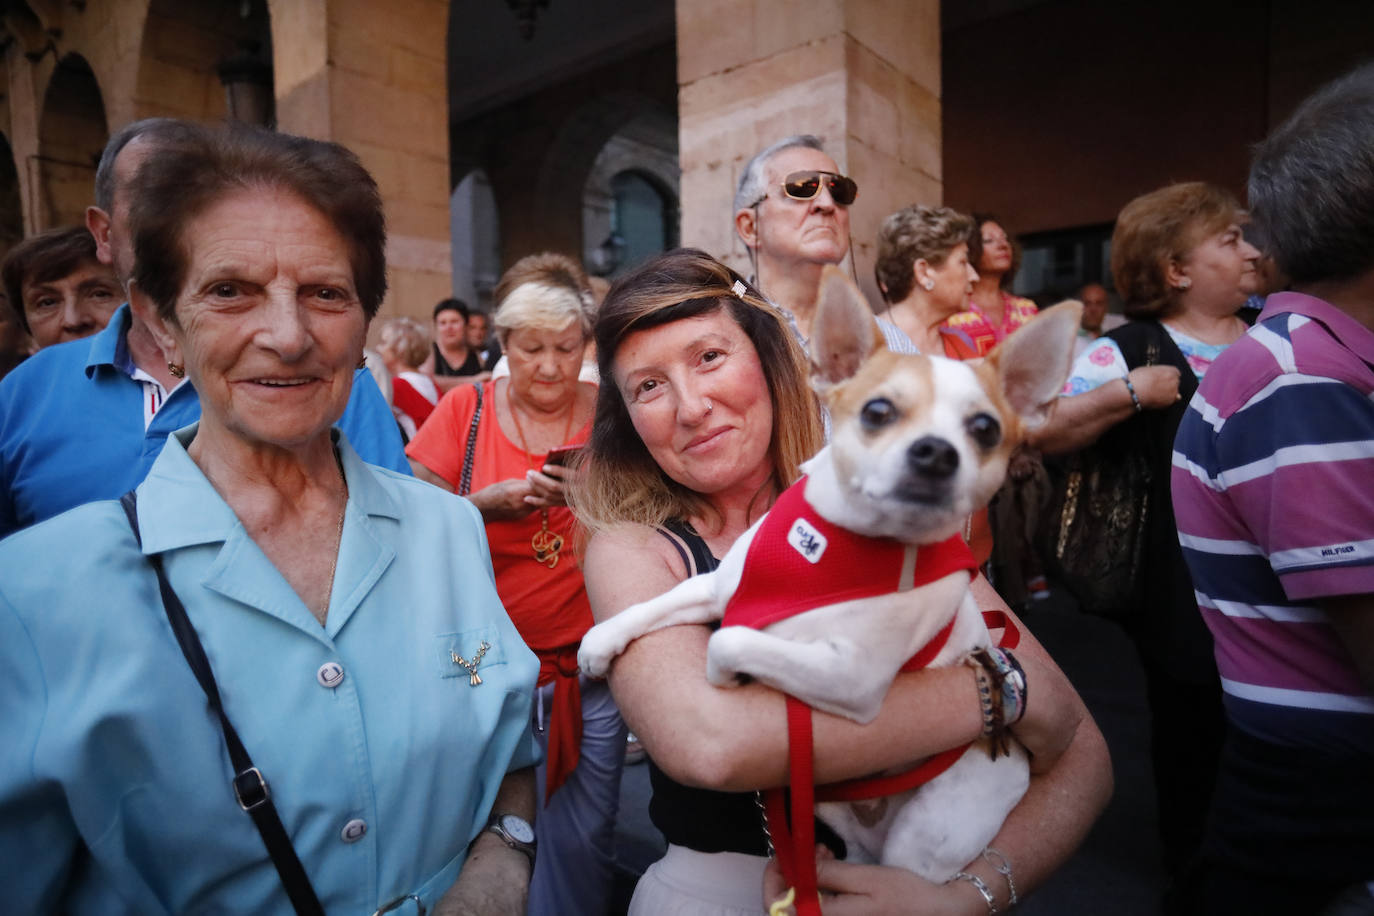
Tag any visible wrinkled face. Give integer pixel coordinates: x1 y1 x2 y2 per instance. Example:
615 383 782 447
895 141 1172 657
923 242 978 315
977 221 1014 275
435 308 466 348
158 187 366 452
504 322 585 412
614 310 775 501
752 147 851 269
467 313 490 348
22 259 122 349
1080 284 1109 331
823 351 1016 541
1180 222 1261 313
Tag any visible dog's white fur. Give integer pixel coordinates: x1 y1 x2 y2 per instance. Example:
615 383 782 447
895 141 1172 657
579 268 1081 880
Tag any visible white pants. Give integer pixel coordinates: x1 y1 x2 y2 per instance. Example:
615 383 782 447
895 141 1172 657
629 844 772 915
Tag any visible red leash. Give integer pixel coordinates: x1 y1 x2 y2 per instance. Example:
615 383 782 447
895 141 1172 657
765 611 1021 913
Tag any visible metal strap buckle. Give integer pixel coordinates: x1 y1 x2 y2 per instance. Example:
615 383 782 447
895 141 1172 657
232 766 270 811
372 894 424 916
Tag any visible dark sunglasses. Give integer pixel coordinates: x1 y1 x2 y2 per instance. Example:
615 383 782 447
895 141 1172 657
761 170 859 207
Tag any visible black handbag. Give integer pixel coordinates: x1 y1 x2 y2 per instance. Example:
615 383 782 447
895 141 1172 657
1038 333 1161 621
119 492 325 916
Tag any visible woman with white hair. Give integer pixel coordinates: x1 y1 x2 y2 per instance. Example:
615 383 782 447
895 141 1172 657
406 253 624 916
376 316 438 438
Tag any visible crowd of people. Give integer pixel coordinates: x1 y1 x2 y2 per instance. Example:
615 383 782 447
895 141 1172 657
0 61 1369 916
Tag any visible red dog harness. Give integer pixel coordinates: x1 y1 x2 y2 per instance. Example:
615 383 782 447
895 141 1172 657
723 478 1016 915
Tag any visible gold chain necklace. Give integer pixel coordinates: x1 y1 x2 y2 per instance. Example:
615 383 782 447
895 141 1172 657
508 396 575 569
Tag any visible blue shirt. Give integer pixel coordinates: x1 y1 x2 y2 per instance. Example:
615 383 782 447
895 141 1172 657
0 427 540 914
0 304 410 536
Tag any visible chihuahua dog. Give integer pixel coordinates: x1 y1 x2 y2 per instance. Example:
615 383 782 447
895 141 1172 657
579 267 1080 881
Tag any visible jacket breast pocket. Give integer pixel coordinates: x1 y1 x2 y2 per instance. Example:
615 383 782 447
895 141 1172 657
434 626 508 683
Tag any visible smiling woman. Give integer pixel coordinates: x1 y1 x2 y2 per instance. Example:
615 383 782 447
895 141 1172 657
0 125 541 914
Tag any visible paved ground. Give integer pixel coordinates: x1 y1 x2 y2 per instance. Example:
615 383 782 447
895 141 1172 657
607 585 1170 914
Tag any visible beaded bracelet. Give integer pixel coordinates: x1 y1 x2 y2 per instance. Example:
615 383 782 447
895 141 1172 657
953 870 998 914
983 847 1019 906
1123 375 1143 412
966 647 1027 758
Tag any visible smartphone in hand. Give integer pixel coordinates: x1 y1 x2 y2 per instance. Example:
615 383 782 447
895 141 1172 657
544 445 583 468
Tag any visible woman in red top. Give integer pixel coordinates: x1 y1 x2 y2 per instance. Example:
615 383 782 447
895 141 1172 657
406 255 620 916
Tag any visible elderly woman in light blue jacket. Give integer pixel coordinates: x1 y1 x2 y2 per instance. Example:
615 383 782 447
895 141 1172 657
0 124 540 914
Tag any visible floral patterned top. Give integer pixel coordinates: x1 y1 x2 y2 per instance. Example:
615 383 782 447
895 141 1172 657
1063 323 1231 395
940 292 1039 354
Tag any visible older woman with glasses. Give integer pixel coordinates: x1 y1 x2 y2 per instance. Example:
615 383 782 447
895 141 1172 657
0 125 540 914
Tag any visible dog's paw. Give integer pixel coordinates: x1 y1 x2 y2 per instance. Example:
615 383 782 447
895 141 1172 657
577 626 623 678
705 629 748 687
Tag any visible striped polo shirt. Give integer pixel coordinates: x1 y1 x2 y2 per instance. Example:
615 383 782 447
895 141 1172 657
1172 291 1374 753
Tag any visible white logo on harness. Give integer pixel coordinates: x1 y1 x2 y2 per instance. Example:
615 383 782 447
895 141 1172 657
788 517 828 564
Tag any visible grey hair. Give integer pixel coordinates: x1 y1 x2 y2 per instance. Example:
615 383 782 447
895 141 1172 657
733 134 826 212
1248 62 1374 286
94 118 202 212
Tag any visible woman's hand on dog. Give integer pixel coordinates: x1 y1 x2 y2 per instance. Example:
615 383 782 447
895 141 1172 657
763 848 976 915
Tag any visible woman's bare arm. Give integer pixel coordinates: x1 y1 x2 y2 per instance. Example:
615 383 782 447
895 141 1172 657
1029 365 1181 455
584 527 1082 791
410 459 536 522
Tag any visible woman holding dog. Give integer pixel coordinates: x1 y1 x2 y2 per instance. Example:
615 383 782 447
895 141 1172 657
407 253 625 916
575 248 1111 914
1031 182 1260 882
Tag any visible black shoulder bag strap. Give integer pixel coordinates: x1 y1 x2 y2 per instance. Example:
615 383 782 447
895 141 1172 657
458 382 484 496
119 491 325 916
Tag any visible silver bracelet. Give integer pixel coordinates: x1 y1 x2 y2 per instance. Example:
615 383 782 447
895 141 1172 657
982 847 1018 906
1123 375 1143 412
953 870 998 914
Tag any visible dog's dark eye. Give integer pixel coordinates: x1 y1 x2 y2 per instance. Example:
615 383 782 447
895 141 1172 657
860 398 898 430
967 413 1001 449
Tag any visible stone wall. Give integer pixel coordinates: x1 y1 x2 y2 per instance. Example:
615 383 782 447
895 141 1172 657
676 0 942 308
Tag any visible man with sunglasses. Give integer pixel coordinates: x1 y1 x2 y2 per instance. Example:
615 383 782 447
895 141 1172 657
734 134 914 355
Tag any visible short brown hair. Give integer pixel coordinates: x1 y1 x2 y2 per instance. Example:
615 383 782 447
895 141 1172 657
1 226 102 334
129 124 387 323
1111 182 1241 320
571 248 822 534
874 205 974 303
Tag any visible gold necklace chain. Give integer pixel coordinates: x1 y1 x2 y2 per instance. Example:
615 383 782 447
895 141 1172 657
508 395 576 569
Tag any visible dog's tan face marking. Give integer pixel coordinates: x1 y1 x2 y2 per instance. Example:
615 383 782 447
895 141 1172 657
824 351 1021 541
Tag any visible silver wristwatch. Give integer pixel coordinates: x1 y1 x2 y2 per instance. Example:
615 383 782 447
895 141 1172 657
485 812 536 865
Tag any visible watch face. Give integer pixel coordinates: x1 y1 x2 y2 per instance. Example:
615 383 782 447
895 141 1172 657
500 814 535 844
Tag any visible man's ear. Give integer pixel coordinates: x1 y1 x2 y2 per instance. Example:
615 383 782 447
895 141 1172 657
810 265 885 390
128 281 182 367
981 301 1081 429
734 208 758 250
86 206 114 269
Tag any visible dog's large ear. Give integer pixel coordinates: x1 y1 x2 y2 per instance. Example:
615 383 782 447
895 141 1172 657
982 301 1082 429
810 265 886 390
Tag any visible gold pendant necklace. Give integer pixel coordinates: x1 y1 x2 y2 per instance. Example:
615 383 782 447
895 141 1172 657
509 395 575 569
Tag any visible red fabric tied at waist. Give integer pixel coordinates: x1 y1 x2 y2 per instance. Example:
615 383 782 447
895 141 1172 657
537 644 583 803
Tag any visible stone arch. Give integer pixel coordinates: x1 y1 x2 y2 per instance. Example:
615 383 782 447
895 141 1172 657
532 90 676 261
581 109 679 276
34 53 107 229
134 0 273 124
0 134 24 258
450 168 502 312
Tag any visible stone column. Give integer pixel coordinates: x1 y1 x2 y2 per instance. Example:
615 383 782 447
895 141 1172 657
676 0 941 308
272 0 451 320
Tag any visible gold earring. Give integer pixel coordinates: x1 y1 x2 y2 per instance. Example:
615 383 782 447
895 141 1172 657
167 362 185 379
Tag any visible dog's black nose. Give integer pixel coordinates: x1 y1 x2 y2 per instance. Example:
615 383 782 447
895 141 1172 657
908 436 959 478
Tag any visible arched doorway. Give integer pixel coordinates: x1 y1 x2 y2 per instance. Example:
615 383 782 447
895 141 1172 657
34 54 107 230
581 110 679 278
451 168 502 313
0 134 24 257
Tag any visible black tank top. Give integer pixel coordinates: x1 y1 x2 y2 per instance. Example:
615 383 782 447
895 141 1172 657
645 519 845 857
